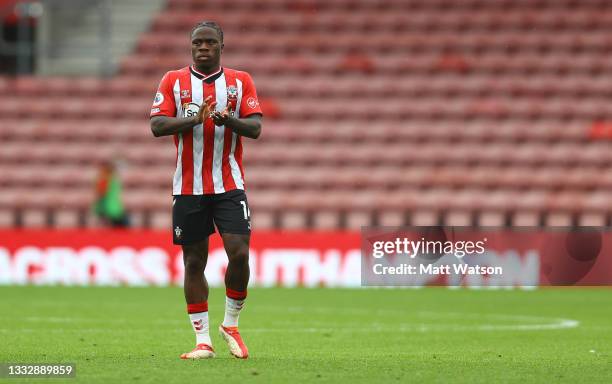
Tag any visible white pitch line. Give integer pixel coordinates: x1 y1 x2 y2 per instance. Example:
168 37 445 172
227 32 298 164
3 312 579 333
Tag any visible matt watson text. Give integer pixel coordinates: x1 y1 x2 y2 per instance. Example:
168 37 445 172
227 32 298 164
372 263 503 276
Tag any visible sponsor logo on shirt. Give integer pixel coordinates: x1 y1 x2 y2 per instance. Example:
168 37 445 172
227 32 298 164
151 107 160 114
182 102 200 118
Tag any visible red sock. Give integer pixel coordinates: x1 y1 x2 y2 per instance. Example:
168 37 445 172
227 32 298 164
187 301 208 314
226 288 247 300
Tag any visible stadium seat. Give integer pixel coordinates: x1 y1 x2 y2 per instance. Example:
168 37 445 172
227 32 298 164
512 211 541 227
252 210 276 229
313 211 341 229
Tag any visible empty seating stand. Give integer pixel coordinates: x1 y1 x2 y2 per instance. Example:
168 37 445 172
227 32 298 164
0 0 611 229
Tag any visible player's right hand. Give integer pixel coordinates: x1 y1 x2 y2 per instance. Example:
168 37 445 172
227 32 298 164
194 95 216 124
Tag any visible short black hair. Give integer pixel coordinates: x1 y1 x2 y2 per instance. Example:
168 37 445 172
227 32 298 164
191 21 223 43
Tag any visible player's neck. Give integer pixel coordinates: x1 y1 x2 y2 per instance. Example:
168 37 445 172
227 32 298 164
194 64 221 76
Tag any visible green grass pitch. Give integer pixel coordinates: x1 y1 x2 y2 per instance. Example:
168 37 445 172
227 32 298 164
0 286 610 383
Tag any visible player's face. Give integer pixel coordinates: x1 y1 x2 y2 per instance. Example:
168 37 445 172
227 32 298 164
191 27 223 69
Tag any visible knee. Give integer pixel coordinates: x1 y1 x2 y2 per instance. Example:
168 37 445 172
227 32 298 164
183 254 205 274
227 246 249 266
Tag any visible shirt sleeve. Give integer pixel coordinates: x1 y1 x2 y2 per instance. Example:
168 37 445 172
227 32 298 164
239 72 263 118
150 72 177 118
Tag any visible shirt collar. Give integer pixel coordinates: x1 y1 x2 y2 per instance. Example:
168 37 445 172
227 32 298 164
190 66 223 83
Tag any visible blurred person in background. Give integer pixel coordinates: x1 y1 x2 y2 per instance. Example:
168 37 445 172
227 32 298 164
93 160 130 228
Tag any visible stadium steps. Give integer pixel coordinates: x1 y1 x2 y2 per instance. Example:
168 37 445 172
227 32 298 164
37 0 166 76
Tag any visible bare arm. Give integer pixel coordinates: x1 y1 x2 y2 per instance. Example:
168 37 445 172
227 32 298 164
150 115 199 137
150 96 214 137
224 114 262 139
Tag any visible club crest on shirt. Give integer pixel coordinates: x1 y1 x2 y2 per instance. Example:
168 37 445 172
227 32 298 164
180 89 191 99
153 92 164 106
227 86 238 116
182 102 200 118
227 86 238 100
174 226 182 239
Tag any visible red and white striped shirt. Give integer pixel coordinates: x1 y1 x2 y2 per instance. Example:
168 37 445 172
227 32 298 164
151 66 263 195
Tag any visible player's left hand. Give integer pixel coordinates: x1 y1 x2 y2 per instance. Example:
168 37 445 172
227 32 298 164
210 107 232 126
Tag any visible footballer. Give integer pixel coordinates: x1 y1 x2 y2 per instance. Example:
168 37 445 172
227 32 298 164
149 21 263 359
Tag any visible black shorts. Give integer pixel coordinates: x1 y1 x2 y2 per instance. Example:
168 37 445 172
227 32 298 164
172 189 251 245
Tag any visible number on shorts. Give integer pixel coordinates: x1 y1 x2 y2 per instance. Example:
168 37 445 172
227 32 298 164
240 200 250 220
